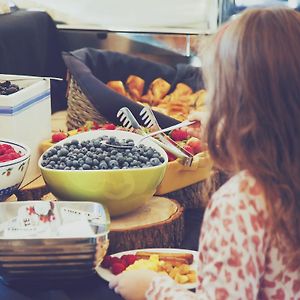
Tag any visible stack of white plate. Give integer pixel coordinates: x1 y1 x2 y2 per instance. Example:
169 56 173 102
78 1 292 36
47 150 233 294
0 201 110 283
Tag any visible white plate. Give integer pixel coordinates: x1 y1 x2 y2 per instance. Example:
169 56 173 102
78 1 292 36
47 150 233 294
96 248 198 290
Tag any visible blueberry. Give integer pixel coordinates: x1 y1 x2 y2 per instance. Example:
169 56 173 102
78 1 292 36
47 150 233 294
71 139 79 145
116 156 124 164
82 164 90 170
86 151 93 158
85 157 93 165
78 159 85 166
66 160 73 167
145 149 154 158
92 159 99 166
72 160 79 168
93 140 100 147
111 149 118 156
58 148 68 157
150 158 160 166
108 160 119 168
139 156 148 163
99 162 108 169
123 161 129 168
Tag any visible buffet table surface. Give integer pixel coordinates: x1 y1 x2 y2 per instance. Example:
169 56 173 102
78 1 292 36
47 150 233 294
0 208 201 300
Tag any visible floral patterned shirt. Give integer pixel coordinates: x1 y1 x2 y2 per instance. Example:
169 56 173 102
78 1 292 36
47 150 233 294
146 171 300 300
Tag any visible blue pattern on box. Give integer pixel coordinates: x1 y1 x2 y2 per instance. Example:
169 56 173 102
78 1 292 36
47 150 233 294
0 184 20 201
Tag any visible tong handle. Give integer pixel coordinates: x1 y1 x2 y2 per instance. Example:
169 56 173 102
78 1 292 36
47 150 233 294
141 120 195 140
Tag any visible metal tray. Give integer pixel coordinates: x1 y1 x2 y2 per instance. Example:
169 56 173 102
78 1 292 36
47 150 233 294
0 201 110 283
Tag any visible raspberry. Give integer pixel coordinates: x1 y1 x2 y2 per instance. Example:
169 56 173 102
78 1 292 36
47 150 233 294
0 144 14 155
121 254 137 266
111 262 126 275
0 144 22 163
170 129 188 141
101 255 112 269
110 257 123 265
52 132 67 143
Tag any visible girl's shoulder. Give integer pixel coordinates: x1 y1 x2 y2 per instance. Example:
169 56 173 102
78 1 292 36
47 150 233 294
209 170 267 215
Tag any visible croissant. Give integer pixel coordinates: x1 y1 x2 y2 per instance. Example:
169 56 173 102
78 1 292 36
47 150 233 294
163 83 193 103
126 75 145 101
141 78 171 106
107 81 128 97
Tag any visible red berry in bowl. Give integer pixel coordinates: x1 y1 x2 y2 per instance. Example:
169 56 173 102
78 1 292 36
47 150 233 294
110 257 123 265
111 262 127 275
121 254 137 266
101 255 112 269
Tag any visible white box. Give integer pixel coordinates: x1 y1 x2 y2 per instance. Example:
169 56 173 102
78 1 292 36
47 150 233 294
0 74 51 186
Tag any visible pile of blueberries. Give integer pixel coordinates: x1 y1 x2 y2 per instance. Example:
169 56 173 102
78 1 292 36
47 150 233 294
0 81 20 95
41 136 165 170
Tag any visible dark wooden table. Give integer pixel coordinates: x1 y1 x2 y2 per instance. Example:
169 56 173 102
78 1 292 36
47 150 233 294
0 209 202 300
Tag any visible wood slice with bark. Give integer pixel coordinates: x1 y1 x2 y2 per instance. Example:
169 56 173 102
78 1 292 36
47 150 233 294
108 197 184 254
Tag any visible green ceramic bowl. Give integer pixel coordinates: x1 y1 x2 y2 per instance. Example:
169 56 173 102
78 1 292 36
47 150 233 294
38 130 167 217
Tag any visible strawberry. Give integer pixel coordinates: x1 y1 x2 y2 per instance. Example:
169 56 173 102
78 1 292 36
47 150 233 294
52 132 67 143
101 255 112 269
183 145 194 155
170 129 188 141
121 254 137 266
111 262 127 275
166 152 177 162
102 123 116 130
186 137 202 154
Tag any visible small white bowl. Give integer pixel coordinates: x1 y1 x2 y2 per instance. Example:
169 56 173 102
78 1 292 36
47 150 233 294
0 140 30 201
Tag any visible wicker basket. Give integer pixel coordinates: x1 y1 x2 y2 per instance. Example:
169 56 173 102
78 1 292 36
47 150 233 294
66 74 107 130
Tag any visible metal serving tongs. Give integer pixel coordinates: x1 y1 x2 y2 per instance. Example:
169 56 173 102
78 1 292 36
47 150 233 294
116 107 193 164
140 107 194 166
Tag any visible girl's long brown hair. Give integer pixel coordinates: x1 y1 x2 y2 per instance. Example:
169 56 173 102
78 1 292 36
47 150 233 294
202 7 300 269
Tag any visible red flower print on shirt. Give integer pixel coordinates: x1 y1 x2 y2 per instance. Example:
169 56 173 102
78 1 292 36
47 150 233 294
215 287 229 300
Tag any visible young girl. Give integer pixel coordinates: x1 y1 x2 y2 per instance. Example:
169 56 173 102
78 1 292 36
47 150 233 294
109 7 300 299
